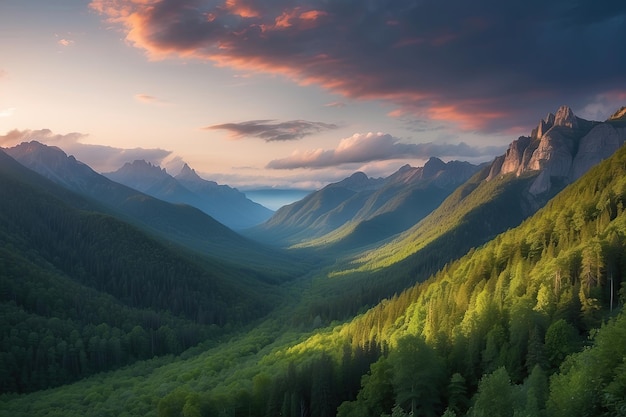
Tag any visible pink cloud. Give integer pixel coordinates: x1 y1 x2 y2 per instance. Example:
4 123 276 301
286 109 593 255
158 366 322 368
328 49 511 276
57 39 75 47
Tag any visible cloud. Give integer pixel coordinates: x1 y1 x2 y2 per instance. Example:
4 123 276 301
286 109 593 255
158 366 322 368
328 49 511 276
57 39 75 47
134 93 170 105
266 132 504 169
0 129 172 172
204 119 339 141
90 0 626 132
0 129 87 147
0 108 15 118
0 69 7 78
324 101 346 108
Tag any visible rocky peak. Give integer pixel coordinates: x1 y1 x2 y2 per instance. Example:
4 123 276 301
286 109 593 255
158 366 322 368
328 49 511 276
5 141 86 186
487 105 626 195
553 105 578 129
176 163 202 182
7 141 68 164
532 113 555 139
118 160 167 178
608 106 626 122
397 164 413 174
496 136 532 176
422 157 446 178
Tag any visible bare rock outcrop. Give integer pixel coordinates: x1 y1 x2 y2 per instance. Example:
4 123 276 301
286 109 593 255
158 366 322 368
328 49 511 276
487 105 626 195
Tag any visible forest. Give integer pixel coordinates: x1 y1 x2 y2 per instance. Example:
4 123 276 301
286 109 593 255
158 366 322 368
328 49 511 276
1 142 626 416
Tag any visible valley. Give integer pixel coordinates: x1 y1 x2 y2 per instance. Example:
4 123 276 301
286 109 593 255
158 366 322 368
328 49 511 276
1 106 626 417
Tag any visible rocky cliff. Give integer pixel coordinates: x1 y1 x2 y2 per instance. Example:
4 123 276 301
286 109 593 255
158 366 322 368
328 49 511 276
487 105 626 194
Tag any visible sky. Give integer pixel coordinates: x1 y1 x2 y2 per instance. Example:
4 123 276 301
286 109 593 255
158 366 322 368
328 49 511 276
1 0 625 193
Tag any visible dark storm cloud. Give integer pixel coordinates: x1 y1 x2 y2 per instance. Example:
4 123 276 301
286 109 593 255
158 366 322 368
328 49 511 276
204 119 339 141
91 0 626 131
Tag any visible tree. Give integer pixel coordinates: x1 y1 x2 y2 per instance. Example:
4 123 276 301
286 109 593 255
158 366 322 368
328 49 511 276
389 335 445 417
468 367 514 417
544 319 579 370
337 356 394 417
446 373 468 415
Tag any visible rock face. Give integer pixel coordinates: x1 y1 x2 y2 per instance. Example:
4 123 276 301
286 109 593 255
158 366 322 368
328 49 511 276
487 105 626 195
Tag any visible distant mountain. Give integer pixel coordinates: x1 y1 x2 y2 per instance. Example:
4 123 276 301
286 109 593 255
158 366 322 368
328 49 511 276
4 141 300 275
175 163 274 227
105 160 273 229
247 157 480 248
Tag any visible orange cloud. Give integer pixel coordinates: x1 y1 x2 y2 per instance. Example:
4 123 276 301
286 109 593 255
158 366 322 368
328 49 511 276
271 8 326 30
428 104 506 131
224 0 259 18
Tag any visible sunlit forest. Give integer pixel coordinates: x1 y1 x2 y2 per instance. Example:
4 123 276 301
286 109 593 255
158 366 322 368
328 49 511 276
1 138 626 416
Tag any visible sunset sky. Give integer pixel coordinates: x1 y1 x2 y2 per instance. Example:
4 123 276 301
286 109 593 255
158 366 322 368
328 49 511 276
1 0 625 191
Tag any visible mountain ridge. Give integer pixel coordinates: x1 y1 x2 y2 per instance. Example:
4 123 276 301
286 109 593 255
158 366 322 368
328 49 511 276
3 142 301 274
247 157 480 248
105 159 273 229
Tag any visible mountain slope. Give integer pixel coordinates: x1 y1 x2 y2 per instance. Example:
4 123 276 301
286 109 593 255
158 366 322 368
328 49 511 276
297 106 626 321
0 148 299 393
4 141 300 275
105 160 273 229
248 158 480 248
338 106 625 274
3 125 626 417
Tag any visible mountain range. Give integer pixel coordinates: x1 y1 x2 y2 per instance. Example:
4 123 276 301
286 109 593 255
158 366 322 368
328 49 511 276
1 105 625 417
247 157 481 250
103 159 273 230
3 141 301 275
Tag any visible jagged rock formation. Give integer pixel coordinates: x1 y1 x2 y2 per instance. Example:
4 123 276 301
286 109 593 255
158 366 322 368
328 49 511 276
487 105 626 194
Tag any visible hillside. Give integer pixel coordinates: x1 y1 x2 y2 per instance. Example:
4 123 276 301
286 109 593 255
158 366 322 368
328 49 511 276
2 112 626 417
4 141 302 276
304 106 626 320
0 149 295 393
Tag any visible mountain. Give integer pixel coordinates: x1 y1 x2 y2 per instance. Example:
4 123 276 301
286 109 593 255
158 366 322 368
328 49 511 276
0 148 292 393
105 160 273 229
175 163 274 228
3 121 626 417
313 106 626 319
4 141 304 277
247 157 480 247
486 105 626 194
